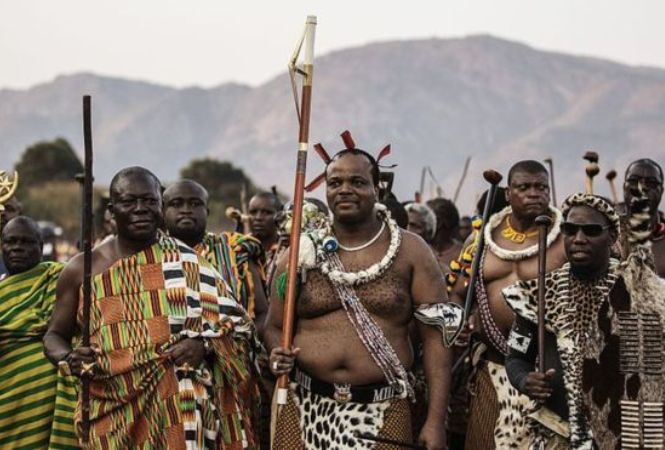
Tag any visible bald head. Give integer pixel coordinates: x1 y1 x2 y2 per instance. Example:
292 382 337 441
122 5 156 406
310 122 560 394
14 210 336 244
1 216 43 275
0 196 23 232
163 179 209 247
163 180 209 205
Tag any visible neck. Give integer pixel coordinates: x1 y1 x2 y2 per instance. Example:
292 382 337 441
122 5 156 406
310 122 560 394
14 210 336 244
509 212 538 232
260 233 278 251
333 215 383 246
180 233 204 248
571 261 610 282
115 234 158 258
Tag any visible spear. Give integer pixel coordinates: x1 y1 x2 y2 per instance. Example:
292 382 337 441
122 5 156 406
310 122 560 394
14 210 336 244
277 15 317 406
80 95 94 441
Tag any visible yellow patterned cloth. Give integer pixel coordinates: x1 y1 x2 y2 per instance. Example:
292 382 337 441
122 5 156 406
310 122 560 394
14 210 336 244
195 232 265 319
79 235 256 449
0 261 79 449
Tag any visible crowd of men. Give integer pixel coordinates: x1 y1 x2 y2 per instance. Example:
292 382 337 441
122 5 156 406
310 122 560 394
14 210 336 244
0 151 663 450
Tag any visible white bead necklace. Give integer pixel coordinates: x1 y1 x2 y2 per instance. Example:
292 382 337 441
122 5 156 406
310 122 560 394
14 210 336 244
337 220 386 252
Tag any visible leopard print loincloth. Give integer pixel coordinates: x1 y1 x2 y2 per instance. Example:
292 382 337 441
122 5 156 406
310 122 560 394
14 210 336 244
488 360 533 449
273 384 412 450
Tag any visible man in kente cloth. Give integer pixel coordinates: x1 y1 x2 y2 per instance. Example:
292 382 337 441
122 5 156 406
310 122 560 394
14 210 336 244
266 145 464 450
623 158 665 277
249 192 282 265
163 179 268 447
0 216 78 449
449 160 567 450
44 167 257 449
163 179 268 327
504 192 665 449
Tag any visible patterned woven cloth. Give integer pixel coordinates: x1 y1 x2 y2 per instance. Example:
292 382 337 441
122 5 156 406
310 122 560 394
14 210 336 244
0 261 79 449
195 232 265 319
79 235 256 449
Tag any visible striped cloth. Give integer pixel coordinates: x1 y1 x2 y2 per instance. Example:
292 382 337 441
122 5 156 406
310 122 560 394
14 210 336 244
0 261 79 449
195 232 265 319
80 234 256 449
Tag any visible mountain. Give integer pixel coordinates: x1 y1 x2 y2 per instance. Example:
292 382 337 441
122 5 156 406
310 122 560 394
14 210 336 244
2 35 664 212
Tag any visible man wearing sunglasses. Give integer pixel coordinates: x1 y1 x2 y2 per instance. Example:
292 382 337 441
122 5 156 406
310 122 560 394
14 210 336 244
504 192 665 449
623 158 665 277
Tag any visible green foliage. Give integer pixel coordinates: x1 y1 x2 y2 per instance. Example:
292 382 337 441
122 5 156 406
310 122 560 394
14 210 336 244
15 138 83 196
180 158 257 202
21 181 89 241
179 158 260 231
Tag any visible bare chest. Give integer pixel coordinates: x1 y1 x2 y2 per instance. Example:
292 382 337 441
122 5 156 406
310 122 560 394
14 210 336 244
298 253 412 321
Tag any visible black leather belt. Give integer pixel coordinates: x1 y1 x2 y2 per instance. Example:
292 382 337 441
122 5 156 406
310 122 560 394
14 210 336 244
291 367 405 404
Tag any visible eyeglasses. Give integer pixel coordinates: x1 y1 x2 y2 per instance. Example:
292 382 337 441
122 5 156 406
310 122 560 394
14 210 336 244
561 222 610 237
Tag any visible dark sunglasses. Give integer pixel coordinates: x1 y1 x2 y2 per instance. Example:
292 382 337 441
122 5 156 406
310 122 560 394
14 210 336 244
561 222 610 237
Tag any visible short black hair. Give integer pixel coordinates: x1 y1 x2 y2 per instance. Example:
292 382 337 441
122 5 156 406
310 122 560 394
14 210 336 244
251 191 283 211
109 166 162 199
625 158 663 182
507 160 549 185
326 149 381 186
427 198 460 231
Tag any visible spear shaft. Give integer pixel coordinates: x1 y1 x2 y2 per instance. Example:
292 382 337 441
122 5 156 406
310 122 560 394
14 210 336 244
277 15 317 405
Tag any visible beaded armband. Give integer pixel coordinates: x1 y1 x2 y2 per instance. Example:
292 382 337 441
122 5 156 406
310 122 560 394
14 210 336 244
414 302 465 347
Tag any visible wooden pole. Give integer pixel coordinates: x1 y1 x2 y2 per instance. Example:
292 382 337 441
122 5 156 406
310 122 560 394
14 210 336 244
81 95 94 441
277 15 317 406
463 170 503 319
535 214 552 373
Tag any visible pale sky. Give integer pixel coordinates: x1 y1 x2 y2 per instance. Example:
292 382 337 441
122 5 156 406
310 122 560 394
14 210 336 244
0 0 663 89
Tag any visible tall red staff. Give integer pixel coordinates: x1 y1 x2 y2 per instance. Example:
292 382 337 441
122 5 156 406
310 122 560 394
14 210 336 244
277 15 317 406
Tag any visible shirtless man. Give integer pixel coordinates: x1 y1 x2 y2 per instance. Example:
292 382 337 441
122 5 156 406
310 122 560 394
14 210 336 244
450 160 566 450
265 149 458 450
623 158 665 277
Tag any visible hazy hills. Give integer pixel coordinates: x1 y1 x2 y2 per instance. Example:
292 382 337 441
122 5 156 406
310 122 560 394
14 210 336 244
2 35 664 211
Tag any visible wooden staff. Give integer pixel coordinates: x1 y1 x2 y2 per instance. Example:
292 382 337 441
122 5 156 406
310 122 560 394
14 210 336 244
277 15 317 406
606 170 618 204
463 170 503 319
543 157 557 206
239 183 250 233
583 151 599 195
81 95 94 441
535 215 552 373
453 156 471 204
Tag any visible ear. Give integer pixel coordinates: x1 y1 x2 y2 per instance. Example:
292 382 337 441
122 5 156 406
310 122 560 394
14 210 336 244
504 188 510 203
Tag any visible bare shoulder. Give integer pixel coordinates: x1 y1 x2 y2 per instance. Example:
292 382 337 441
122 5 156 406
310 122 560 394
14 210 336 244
400 229 437 266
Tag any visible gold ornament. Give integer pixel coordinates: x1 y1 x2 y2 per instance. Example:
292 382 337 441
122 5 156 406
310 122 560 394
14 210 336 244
501 216 538 244
0 170 19 212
